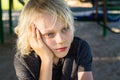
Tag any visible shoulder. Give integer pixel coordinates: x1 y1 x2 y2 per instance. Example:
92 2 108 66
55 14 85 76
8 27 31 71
14 51 40 69
14 52 40 65
14 52 40 79
71 37 92 71
73 37 91 48
69 37 91 55
66 36 92 61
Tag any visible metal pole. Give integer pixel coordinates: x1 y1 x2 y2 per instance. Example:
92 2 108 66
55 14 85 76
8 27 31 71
103 0 108 37
9 0 13 34
94 0 98 20
0 0 4 43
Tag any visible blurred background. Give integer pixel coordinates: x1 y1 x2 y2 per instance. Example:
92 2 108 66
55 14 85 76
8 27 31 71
0 0 120 80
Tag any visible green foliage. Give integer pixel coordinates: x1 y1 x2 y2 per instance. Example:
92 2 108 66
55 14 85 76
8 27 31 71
1 0 28 10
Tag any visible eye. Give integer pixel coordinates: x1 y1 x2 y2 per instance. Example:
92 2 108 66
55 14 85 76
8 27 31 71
45 33 55 38
62 27 69 33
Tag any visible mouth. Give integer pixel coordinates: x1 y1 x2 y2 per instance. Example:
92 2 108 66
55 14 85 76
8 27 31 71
55 47 67 52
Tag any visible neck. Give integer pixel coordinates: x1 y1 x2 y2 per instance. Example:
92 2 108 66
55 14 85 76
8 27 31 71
53 57 59 65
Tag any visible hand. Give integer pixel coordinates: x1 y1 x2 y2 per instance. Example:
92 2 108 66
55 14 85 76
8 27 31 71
28 24 54 63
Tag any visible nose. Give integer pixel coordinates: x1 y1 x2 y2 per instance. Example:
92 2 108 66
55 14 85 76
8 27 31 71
55 33 65 44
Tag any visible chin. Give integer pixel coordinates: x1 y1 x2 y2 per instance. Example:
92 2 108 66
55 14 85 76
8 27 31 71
55 50 69 58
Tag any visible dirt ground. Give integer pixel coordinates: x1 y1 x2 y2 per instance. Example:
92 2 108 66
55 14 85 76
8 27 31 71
74 21 120 80
0 10 120 80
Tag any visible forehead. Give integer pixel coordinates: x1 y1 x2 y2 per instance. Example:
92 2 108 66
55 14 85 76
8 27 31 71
35 13 67 30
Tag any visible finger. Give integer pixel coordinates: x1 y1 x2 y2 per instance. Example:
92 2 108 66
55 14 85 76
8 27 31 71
36 28 41 39
31 24 37 39
28 24 32 37
28 24 35 49
28 23 35 37
36 28 44 45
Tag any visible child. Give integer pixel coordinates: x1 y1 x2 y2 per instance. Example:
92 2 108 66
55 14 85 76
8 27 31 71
14 0 93 80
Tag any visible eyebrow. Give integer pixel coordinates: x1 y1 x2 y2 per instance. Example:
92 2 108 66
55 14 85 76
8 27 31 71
42 26 68 35
41 29 55 36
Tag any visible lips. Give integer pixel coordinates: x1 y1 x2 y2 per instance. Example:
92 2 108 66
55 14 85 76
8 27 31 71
56 47 67 52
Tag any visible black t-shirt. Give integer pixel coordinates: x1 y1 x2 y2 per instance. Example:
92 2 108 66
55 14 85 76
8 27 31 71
14 37 92 80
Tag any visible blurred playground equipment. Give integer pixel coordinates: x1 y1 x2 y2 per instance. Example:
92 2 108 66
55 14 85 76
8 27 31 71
18 0 25 5
68 0 120 36
0 0 26 44
0 0 3 43
96 0 120 36
0 0 13 44
0 0 120 44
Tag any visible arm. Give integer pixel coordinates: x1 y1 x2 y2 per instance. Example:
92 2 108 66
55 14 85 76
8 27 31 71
40 59 53 80
78 71 93 80
28 24 54 80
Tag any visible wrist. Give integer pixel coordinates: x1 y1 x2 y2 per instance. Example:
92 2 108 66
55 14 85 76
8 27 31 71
40 58 53 80
41 58 53 66
35 50 54 62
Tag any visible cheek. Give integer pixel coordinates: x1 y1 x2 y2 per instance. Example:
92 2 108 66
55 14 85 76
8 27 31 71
43 38 55 48
66 31 74 42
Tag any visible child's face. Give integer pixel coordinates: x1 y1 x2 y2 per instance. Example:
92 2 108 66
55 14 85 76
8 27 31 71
35 13 73 58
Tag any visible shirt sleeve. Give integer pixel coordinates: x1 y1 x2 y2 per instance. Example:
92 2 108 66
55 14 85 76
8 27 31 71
77 40 92 71
14 54 35 80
